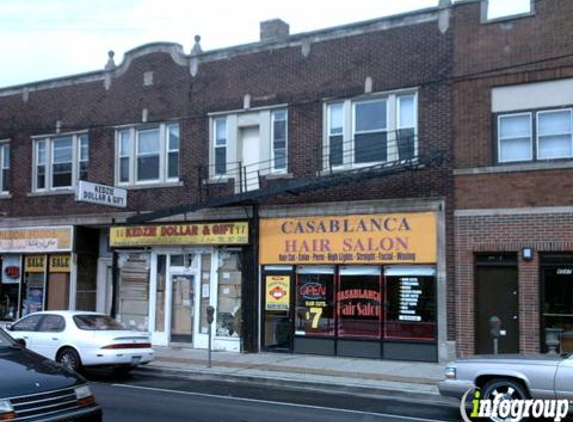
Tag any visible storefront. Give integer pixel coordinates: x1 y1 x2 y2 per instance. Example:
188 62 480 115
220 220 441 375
109 221 249 352
259 211 440 362
0 226 75 321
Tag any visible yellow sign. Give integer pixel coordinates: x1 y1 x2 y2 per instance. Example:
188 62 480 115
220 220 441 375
49 254 71 273
25 255 46 273
265 275 290 311
259 212 436 265
110 222 249 247
0 226 73 253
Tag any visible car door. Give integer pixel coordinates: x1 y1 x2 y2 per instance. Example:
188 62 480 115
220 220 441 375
8 314 43 351
554 356 573 400
34 314 66 360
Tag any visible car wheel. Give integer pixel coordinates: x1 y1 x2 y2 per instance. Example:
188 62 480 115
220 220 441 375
112 365 133 377
482 378 530 422
57 348 82 373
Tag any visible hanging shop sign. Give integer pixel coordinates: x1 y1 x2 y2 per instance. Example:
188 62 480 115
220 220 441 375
76 180 127 208
49 254 71 273
110 222 249 247
2 255 22 284
265 275 290 311
25 255 46 273
0 226 73 253
259 212 436 265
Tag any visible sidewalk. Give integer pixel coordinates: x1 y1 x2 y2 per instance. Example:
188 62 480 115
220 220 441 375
140 346 457 407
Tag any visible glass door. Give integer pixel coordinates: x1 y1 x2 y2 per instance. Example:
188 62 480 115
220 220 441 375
262 270 294 352
171 274 195 343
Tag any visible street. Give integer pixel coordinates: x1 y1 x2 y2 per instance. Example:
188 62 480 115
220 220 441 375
86 371 460 422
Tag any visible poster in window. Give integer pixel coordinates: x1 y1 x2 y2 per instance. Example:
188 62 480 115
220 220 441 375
295 272 335 336
265 276 290 311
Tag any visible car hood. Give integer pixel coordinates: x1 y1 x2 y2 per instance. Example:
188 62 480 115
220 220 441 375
0 346 84 398
457 353 564 365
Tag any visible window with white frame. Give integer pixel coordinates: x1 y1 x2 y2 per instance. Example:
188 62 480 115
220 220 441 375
214 118 227 176
210 108 288 178
115 123 179 185
0 142 9 193
33 133 88 192
272 110 287 171
497 108 573 163
325 92 417 168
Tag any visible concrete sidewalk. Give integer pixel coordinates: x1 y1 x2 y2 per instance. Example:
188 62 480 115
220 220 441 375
139 346 457 406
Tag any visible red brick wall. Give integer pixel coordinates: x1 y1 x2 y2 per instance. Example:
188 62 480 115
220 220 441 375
455 211 573 355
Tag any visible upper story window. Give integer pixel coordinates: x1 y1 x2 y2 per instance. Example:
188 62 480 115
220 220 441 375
33 133 88 192
116 123 179 186
324 92 417 169
0 142 9 194
484 0 533 21
210 108 288 182
497 108 573 163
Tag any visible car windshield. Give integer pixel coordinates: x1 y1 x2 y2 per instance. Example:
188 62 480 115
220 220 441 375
73 315 125 331
0 328 16 347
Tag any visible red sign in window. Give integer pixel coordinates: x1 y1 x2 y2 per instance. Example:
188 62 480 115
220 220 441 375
4 266 20 279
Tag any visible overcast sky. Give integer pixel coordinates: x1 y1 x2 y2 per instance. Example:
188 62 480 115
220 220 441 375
0 0 530 88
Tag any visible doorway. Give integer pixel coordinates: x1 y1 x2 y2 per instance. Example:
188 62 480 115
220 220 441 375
262 268 294 352
240 126 260 191
170 273 195 344
475 254 519 354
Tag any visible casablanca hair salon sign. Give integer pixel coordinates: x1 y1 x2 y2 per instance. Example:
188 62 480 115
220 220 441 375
259 212 436 265
76 181 127 208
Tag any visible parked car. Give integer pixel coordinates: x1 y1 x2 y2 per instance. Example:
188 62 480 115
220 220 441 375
5 311 154 374
439 353 573 402
0 326 102 421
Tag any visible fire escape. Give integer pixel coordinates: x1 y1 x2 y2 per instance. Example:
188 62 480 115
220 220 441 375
127 133 447 224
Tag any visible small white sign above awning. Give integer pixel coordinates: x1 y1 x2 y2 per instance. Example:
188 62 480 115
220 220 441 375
76 180 127 208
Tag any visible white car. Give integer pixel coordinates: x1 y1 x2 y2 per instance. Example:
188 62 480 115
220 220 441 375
5 310 154 374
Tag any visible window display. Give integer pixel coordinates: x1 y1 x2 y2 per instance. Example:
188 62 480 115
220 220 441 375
295 266 335 336
384 266 436 340
217 252 242 338
117 252 150 331
542 266 573 353
337 266 382 339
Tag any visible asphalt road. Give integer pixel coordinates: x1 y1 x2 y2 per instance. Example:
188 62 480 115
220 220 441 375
86 371 460 422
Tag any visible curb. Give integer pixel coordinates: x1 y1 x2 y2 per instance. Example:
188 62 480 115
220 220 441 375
134 364 458 408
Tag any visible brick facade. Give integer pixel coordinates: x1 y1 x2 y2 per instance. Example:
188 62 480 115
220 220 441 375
453 0 573 355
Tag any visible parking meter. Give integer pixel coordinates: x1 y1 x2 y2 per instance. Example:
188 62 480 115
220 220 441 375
206 306 215 368
489 315 501 354
206 306 215 325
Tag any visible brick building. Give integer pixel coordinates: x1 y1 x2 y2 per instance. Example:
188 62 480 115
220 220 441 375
453 0 573 356
0 5 455 361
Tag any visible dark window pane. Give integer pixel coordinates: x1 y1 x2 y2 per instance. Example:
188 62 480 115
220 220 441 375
52 162 72 187
355 132 387 163
120 157 130 183
1 169 8 191
168 152 179 179
385 273 436 340
79 161 88 181
397 129 416 160
337 272 381 339
274 120 286 141
38 315 65 332
329 135 343 167
274 149 286 170
295 271 335 337
356 101 386 132
137 156 160 181
12 315 43 331
215 147 226 175
37 165 45 189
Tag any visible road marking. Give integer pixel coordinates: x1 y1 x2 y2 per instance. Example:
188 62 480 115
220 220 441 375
108 383 454 422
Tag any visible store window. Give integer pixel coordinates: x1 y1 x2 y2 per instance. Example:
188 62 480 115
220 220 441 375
23 255 46 316
117 252 150 331
542 265 573 353
337 266 382 339
155 255 166 332
384 266 437 340
295 266 335 337
0 255 21 321
217 252 242 338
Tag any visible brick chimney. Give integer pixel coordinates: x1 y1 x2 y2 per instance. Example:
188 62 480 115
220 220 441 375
260 19 290 42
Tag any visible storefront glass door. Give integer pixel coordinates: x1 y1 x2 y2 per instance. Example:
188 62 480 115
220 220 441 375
262 269 294 352
170 274 195 343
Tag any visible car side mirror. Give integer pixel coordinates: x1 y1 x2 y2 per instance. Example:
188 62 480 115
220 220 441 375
4 324 12 331
15 338 26 348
